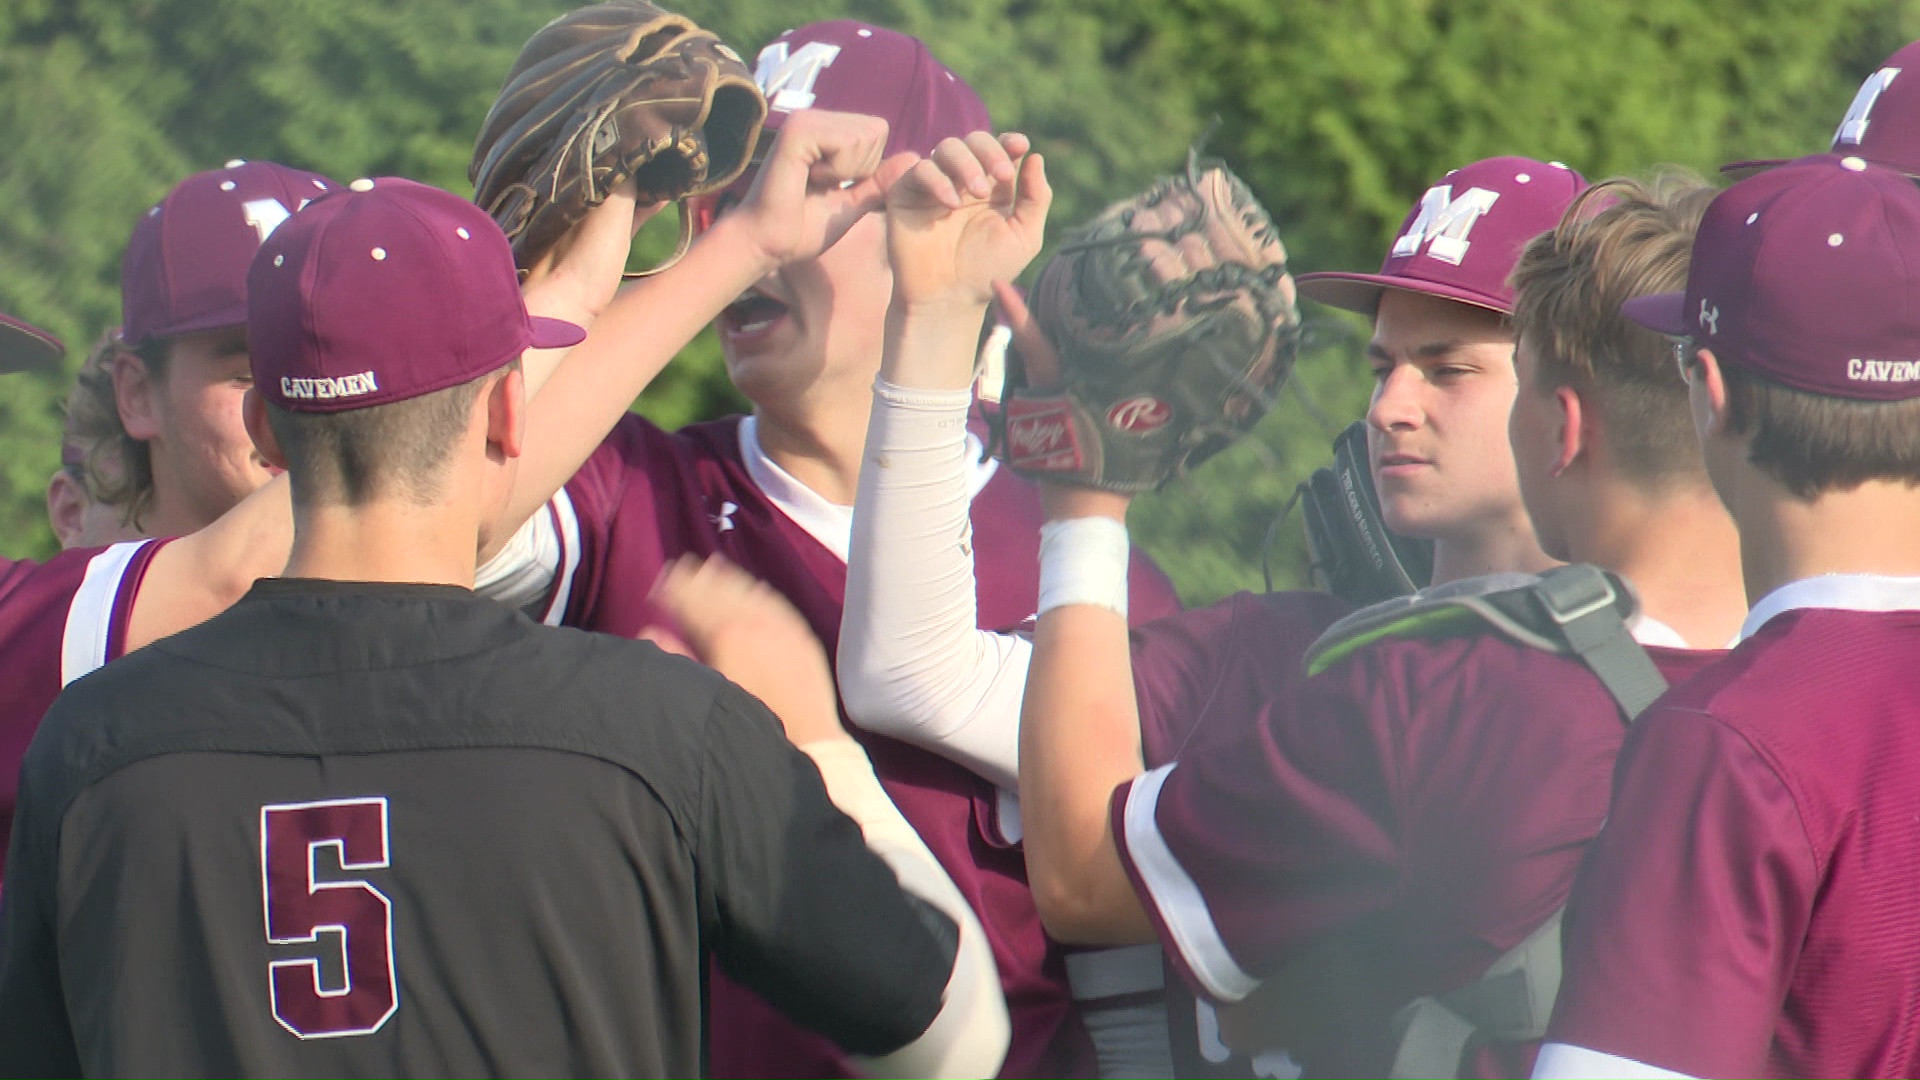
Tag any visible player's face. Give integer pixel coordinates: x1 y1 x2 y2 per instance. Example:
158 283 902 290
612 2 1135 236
1508 332 1572 562
1365 290 1529 543
714 208 892 416
151 327 278 530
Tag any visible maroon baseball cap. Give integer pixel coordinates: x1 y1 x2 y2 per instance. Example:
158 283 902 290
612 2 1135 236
1724 42 1920 179
1297 157 1585 317
750 21 991 158
120 160 340 348
0 313 63 374
247 177 583 414
1623 154 1920 401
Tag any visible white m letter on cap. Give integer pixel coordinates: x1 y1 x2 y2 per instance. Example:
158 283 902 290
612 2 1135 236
241 197 311 245
1837 67 1901 147
755 41 843 112
1390 184 1502 266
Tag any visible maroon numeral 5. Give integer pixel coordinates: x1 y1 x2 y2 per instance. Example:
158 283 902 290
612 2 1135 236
260 798 397 1038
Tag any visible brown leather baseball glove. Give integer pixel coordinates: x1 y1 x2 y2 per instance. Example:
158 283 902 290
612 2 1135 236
470 1 766 275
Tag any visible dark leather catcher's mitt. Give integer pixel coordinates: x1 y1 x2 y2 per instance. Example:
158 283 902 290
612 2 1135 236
995 150 1300 492
1297 420 1435 605
470 1 766 275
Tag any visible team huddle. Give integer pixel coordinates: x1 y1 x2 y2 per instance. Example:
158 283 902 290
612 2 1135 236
0 3 1916 1077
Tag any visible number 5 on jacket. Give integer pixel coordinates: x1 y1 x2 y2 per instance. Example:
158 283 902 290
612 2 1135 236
260 797 398 1039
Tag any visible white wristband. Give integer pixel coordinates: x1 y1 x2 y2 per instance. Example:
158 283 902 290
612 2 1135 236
1038 516 1130 619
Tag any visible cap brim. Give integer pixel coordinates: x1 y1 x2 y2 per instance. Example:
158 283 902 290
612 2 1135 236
529 315 586 350
1620 292 1689 335
1719 157 1788 179
1295 271 1512 317
0 314 65 374
124 302 250 349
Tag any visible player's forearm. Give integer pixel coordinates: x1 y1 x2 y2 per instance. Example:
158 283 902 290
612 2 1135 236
127 473 293 651
800 739 1011 1079
881 297 991 391
839 379 1025 787
492 214 778 553
1018 509 1155 944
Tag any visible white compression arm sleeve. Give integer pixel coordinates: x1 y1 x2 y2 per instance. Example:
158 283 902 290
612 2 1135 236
802 739 1011 1080
838 379 1033 789
473 501 561 612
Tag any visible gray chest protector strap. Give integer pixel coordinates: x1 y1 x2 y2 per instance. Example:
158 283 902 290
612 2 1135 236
1304 565 1667 1078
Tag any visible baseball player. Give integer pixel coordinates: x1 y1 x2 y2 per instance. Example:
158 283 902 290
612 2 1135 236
92 160 340 537
840 154 1594 1077
1535 155 1920 1080
481 22 1184 1078
1007 168 1748 1078
0 177 1008 1078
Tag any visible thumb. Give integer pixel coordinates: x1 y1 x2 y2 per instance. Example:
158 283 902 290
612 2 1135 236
991 279 1063 387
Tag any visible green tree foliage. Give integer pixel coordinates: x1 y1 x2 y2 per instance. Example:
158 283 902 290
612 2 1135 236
0 0 1909 603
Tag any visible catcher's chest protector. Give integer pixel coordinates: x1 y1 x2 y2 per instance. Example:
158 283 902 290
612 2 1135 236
1275 564 1668 1079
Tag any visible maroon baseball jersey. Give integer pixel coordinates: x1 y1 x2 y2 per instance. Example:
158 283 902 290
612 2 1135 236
1541 585 1920 1080
1111 590 1721 1078
0 540 164 876
543 412 1182 1079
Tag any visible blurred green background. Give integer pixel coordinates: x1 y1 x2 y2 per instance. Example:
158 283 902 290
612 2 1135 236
0 0 1907 603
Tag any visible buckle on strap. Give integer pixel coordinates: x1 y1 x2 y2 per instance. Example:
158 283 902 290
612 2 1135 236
1533 565 1616 626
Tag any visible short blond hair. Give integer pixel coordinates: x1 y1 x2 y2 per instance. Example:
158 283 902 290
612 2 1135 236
1509 170 1716 488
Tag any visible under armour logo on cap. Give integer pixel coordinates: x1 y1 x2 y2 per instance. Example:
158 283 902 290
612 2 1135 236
1698 300 1720 336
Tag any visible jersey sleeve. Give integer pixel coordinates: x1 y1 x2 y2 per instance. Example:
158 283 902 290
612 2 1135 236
1110 646 1403 1004
1128 598 1241 769
0 739 83 1075
693 682 957 1056
1538 708 1815 1080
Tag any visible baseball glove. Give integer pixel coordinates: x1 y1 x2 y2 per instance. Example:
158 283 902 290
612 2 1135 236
470 1 766 276
994 149 1300 492
1294 420 1435 606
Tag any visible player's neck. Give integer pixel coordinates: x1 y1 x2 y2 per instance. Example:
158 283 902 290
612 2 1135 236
751 402 870 508
1571 481 1746 650
1734 481 1920 603
139 461 218 539
1429 510 1558 585
283 499 481 589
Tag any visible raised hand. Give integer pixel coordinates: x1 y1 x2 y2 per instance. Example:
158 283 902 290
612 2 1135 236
646 554 848 746
719 109 916 271
887 132 1051 310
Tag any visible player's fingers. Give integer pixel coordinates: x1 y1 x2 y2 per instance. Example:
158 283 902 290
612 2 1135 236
997 132 1032 167
895 156 964 210
960 130 1017 190
801 111 889 184
1009 152 1052 240
930 136 993 200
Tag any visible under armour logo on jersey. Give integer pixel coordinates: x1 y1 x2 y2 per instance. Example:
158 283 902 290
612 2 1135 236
1837 66 1900 146
1389 184 1501 266
1698 299 1720 337
755 40 843 111
710 500 739 532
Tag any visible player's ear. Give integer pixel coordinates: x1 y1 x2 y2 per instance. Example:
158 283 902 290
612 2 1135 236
46 470 87 549
1694 347 1732 438
1549 385 1585 479
485 364 526 461
111 345 163 441
241 387 288 472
